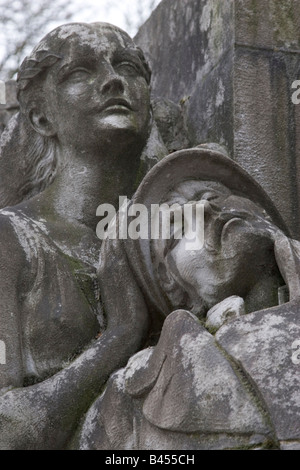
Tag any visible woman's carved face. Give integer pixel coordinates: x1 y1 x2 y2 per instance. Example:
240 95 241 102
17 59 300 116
41 24 151 154
154 180 280 315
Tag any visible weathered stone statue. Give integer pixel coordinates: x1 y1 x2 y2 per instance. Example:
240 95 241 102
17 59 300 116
0 22 159 449
77 148 300 450
0 21 299 451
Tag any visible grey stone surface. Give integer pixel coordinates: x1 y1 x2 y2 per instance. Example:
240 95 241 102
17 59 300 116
235 0 300 50
135 0 300 239
234 47 300 239
135 0 234 105
216 303 300 441
0 3 299 451
77 311 274 450
152 97 191 152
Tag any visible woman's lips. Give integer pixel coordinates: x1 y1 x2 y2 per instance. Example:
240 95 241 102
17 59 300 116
100 98 133 113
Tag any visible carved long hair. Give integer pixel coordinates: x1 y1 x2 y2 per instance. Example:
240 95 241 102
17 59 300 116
0 22 152 208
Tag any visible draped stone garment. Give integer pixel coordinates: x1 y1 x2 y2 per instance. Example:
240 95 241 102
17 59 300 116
0 208 103 385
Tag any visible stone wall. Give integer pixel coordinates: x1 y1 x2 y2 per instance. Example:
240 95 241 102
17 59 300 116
135 0 300 239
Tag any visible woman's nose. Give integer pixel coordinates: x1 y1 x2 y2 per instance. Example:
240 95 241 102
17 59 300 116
100 68 125 95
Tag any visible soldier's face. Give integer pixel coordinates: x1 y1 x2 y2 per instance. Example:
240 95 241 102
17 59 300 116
160 181 279 313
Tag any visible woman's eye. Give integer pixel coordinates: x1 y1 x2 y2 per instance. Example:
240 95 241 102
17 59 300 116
115 62 139 75
67 68 91 81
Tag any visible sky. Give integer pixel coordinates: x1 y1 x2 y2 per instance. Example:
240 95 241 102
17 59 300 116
71 1 133 31
0 0 161 79
60 0 160 37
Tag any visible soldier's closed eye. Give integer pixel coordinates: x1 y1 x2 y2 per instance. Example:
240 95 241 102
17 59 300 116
199 191 224 201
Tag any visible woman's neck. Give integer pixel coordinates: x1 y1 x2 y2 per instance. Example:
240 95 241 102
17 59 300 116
36 143 141 231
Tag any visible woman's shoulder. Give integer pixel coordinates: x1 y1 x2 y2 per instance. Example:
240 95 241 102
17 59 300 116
0 207 34 263
0 207 21 233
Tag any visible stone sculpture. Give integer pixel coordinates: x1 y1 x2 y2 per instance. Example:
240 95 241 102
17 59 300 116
0 22 158 450
76 148 300 450
0 22 299 451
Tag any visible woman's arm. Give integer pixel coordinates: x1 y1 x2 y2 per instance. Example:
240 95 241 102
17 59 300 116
0 325 145 449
